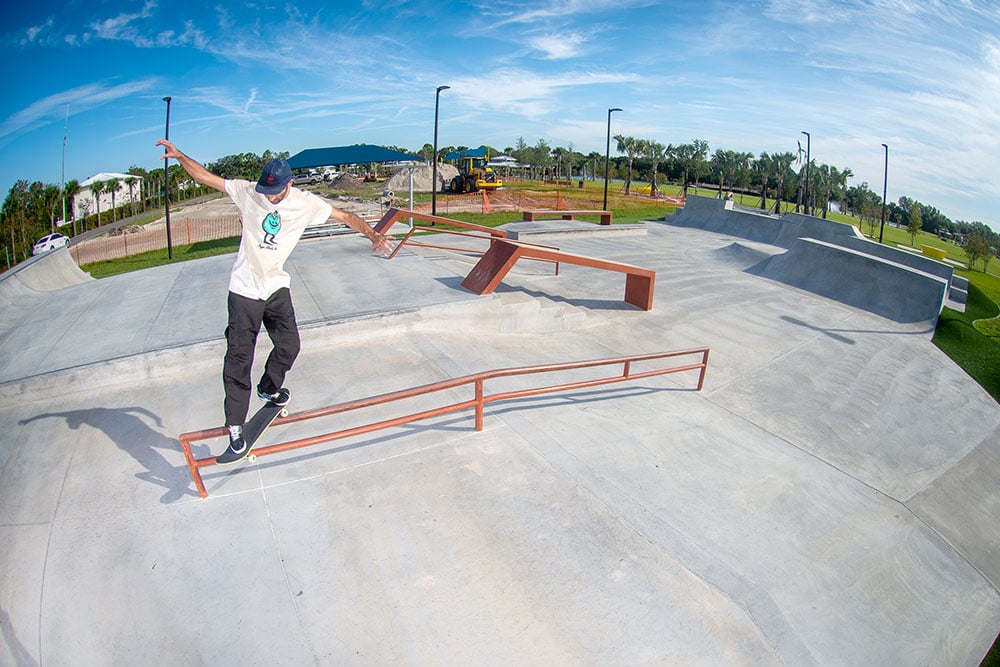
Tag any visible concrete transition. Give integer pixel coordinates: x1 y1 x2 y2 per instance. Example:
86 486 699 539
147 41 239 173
671 196 961 324
1 200 998 665
0 246 93 305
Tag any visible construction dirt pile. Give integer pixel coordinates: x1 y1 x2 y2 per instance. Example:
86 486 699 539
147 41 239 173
327 173 367 190
382 163 457 194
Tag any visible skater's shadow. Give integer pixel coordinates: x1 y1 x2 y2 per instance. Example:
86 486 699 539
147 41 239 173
18 407 208 504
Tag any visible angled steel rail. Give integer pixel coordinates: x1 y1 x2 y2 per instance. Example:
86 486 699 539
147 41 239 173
179 347 710 499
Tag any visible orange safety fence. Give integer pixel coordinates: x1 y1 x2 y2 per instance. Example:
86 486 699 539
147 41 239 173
179 347 710 498
71 216 242 265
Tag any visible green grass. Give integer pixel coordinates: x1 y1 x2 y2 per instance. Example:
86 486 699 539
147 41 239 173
933 282 1000 400
81 236 240 278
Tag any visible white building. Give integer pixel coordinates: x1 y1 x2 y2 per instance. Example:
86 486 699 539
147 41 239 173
74 172 143 221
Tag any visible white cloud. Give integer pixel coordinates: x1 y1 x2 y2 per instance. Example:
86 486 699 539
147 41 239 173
0 79 157 147
528 32 587 60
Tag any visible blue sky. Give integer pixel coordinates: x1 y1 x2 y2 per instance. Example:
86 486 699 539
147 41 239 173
2 0 999 231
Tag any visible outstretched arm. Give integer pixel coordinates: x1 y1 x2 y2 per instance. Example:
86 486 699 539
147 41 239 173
330 207 395 257
155 139 226 193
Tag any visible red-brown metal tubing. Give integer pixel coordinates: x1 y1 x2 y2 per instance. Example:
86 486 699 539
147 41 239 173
179 347 710 498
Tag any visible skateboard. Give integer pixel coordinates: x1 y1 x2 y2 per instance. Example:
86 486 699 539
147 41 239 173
242 399 289 463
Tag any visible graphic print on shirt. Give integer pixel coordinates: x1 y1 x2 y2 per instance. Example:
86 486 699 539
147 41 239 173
261 211 281 249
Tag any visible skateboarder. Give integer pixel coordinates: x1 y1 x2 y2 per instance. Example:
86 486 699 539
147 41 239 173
155 139 394 464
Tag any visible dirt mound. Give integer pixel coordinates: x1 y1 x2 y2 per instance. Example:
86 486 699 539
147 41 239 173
328 173 366 190
382 163 458 194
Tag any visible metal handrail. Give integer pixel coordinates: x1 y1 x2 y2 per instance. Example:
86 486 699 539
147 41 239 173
179 347 709 498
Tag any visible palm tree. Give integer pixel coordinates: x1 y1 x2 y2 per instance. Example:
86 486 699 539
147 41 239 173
834 166 853 218
755 152 773 211
614 135 639 195
551 146 568 180
41 184 61 232
105 177 120 223
711 149 729 198
124 176 138 218
88 179 105 230
771 152 796 215
127 165 147 214
644 140 666 196
671 140 710 197
147 168 164 208
587 152 601 180
63 179 81 236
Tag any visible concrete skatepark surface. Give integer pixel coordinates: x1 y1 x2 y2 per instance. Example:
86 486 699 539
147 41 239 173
1 200 998 664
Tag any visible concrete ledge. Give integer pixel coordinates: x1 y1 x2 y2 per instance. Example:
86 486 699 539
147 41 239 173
501 220 646 241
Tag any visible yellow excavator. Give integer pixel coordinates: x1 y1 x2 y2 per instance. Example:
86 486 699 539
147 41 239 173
446 147 503 193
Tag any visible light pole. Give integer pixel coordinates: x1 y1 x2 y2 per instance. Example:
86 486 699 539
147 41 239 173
431 85 450 217
163 96 174 260
879 143 889 244
61 105 68 234
604 107 622 211
801 130 811 216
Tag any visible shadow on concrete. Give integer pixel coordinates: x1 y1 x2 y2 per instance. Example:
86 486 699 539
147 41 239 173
18 407 206 504
201 384 681 491
0 605 37 667
780 315 935 344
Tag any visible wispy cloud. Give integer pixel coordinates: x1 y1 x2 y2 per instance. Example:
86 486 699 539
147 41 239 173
0 79 157 147
527 32 588 60
448 69 640 117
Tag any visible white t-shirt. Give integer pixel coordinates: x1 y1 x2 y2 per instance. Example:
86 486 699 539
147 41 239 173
225 179 332 300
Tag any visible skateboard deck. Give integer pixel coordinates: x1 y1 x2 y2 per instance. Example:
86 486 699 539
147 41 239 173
242 400 289 463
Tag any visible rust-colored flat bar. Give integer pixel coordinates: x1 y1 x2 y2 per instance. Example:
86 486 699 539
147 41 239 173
458 239 655 309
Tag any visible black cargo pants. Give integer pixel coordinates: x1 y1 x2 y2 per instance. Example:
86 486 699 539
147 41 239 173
223 288 301 426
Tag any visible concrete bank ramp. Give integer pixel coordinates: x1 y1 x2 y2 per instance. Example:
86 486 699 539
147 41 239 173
0 247 93 305
670 196 953 324
748 238 949 323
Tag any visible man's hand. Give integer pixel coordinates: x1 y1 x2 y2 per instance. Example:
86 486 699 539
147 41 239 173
371 233 395 258
155 139 181 160
153 139 226 192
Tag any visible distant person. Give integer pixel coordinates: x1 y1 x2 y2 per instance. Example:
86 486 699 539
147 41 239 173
155 139 394 464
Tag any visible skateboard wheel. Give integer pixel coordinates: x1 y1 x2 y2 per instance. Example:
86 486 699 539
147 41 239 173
248 454 257 463
279 409 288 417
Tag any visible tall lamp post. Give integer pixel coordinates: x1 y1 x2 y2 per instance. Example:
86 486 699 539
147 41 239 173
431 85 450 217
801 130 811 216
163 96 174 260
603 107 622 211
879 143 889 243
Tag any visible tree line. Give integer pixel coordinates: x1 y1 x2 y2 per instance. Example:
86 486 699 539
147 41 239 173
0 150 292 265
3 137 996 271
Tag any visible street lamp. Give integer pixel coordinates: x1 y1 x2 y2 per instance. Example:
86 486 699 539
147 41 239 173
163 96 174 260
431 85 450 217
604 107 622 211
801 131 811 216
879 143 889 244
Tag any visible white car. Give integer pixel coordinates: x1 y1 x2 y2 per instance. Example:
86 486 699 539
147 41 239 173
292 172 321 186
32 233 70 255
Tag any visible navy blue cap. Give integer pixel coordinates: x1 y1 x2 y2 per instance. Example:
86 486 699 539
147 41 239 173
256 159 292 194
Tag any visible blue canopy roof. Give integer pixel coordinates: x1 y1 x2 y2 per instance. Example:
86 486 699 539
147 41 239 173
288 144 422 170
444 147 490 161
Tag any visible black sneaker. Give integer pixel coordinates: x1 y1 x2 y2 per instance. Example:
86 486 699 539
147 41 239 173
257 387 290 406
216 425 250 465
